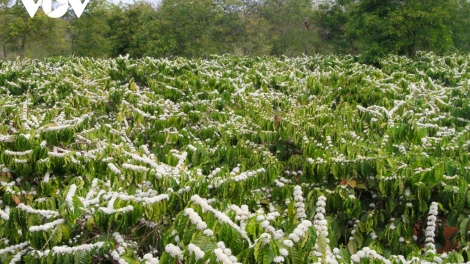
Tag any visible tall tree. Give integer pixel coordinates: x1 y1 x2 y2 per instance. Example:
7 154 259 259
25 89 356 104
450 0 470 53
346 0 456 64
313 0 356 54
217 0 271 56
141 0 239 58
107 1 154 58
0 1 69 60
259 0 318 56
68 0 112 57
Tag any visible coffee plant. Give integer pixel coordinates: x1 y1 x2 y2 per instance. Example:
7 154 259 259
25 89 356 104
1 53 470 263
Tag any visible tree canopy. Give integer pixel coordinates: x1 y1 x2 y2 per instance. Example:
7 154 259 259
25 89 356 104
0 0 469 62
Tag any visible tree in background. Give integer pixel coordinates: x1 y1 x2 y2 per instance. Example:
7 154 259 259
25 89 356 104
68 0 113 57
0 0 69 60
313 0 356 55
388 0 454 56
258 0 318 56
107 1 154 58
219 0 271 56
1 0 469 60
450 0 470 53
346 0 458 65
140 0 240 58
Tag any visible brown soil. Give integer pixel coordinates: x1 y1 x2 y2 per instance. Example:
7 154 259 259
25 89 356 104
439 223 458 253
414 220 458 253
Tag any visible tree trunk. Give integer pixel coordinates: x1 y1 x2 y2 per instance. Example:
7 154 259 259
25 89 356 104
19 35 26 62
243 47 249 56
349 38 355 56
3 43 6 59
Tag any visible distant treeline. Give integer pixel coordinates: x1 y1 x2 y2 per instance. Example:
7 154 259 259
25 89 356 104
1 0 470 64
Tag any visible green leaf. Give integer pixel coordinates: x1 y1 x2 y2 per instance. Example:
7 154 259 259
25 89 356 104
317 232 328 259
348 240 357 255
258 245 275 264
62 225 70 241
183 224 196 246
460 218 470 245
73 250 91 264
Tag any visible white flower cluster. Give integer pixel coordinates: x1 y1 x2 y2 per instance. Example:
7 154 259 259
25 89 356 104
381 135 389 147
174 151 187 169
13 158 28 164
43 171 51 183
233 168 265 182
165 243 183 260
29 219 65 232
126 193 169 205
187 144 197 152
370 231 378 240
17 203 59 219
259 233 271 246
274 179 285 187
3 150 32 156
99 205 134 215
109 232 129 264
313 196 328 238
0 208 9 220
425 202 439 255
98 192 134 214
350 247 391 264
203 229 214 236
191 195 252 246
398 144 407 155
82 189 105 208
288 220 312 243
184 208 207 230
0 135 14 143
326 136 333 148
122 163 149 172
143 253 159 264
66 184 77 212
436 127 455 137
229 204 251 221
46 242 105 255
0 242 29 255
274 176 291 187
349 220 360 241
139 218 157 228
312 196 337 263
10 248 28 263
111 249 128 264
213 242 239 264
108 163 121 174
293 185 306 219
177 185 191 195
48 151 68 158
187 243 205 260
256 209 283 239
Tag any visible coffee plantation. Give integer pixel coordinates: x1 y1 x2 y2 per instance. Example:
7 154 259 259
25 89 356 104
1 53 470 263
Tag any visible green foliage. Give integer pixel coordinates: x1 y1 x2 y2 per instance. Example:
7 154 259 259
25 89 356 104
346 0 458 65
0 3 69 60
0 54 470 262
68 0 112 58
2 0 470 59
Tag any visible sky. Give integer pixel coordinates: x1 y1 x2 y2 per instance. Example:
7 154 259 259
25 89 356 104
109 0 161 6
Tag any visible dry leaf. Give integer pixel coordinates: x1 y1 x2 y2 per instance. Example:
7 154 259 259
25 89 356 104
12 195 21 205
346 179 357 188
